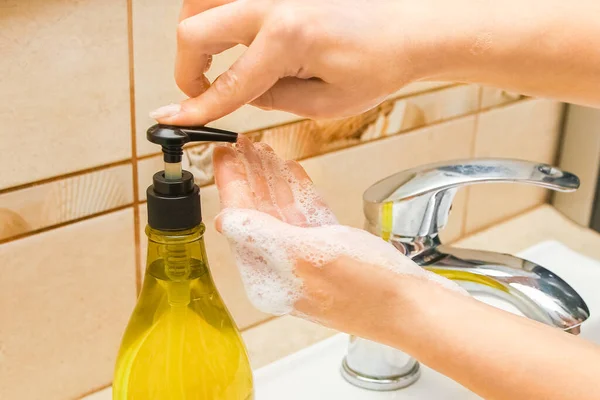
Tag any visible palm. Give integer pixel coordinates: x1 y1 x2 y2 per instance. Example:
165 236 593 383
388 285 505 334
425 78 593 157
213 136 337 228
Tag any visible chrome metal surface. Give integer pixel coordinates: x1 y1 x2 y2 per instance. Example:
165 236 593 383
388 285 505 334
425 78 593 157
420 246 590 330
363 159 580 238
343 159 589 392
341 353 420 391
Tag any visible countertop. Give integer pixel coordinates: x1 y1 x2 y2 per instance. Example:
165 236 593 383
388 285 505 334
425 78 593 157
83 204 600 399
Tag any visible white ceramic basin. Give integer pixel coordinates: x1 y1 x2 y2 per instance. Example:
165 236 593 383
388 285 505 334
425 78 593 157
254 241 600 399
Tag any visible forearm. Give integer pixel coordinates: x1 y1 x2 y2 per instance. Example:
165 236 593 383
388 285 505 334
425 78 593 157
402 0 600 107
383 277 600 400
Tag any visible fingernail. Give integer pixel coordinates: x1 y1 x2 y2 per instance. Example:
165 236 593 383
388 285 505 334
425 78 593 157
213 143 231 151
149 103 181 120
214 212 225 233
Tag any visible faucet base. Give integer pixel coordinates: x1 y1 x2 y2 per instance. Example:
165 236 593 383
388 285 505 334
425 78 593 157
340 357 421 391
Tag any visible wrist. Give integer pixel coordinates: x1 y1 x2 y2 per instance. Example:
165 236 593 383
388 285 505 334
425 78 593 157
382 275 474 353
397 0 496 83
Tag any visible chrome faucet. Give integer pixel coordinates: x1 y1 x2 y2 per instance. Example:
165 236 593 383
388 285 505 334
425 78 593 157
340 159 590 391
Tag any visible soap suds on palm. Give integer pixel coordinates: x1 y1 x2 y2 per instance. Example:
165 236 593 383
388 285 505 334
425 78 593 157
219 144 466 316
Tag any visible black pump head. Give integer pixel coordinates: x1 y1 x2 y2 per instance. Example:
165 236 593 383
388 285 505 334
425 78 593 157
147 124 239 163
145 124 239 231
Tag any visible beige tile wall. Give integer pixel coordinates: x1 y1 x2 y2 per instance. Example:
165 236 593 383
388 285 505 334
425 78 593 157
0 0 131 190
0 164 133 241
553 105 600 226
0 209 136 400
1 1 564 399
465 99 564 233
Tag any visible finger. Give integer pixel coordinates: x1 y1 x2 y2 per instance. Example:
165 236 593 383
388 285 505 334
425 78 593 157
176 2 261 97
155 30 284 126
213 145 256 211
179 0 236 21
236 136 282 219
285 160 338 226
251 77 342 118
255 143 308 226
285 159 313 184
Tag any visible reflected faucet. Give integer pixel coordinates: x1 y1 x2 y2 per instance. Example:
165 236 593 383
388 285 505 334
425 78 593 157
340 159 590 391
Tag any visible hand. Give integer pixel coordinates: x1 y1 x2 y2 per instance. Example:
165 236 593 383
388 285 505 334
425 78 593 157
151 0 600 125
150 0 418 125
212 137 465 337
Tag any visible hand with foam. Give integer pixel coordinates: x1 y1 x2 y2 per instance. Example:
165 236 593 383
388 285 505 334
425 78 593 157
213 137 465 336
212 140 600 400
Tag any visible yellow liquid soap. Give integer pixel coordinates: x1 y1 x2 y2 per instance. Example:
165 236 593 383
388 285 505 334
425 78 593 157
113 224 253 400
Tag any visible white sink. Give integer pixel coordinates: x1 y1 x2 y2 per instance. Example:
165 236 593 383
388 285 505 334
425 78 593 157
254 241 600 399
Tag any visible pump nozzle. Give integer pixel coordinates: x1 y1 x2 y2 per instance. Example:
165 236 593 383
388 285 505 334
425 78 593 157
147 124 238 180
145 124 239 231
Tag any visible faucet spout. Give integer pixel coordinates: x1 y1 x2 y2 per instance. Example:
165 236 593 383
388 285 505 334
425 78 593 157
419 246 590 332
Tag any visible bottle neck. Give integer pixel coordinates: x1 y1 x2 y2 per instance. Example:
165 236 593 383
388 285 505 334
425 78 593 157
145 223 211 283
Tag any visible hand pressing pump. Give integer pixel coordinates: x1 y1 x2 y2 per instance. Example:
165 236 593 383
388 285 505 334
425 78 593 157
113 125 253 400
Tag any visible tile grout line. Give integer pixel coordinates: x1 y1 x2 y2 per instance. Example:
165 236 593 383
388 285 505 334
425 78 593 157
0 159 132 196
0 204 134 246
137 97 529 169
134 83 464 162
549 103 570 205
553 102 569 167
126 0 143 295
135 96 528 202
290 97 527 164
240 315 279 333
76 383 112 400
240 83 461 136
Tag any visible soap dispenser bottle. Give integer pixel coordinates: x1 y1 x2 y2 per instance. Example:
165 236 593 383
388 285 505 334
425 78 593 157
113 125 253 400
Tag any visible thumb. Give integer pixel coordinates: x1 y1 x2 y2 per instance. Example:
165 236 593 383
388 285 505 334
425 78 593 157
151 33 282 126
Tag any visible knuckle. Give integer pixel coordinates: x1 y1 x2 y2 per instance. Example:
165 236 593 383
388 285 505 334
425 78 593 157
267 7 308 42
176 19 195 43
213 68 241 96
174 69 188 90
174 75 187 93
253 90 275 110
174 70 208 98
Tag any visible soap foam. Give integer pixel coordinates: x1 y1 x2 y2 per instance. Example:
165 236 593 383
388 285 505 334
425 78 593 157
220 208 466 315
252 143 338 227
219 139 464 316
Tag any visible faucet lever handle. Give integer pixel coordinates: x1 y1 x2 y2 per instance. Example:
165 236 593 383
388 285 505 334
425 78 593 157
363 159 579 239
